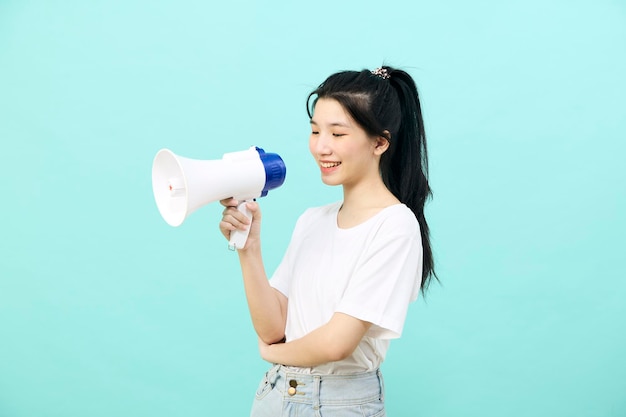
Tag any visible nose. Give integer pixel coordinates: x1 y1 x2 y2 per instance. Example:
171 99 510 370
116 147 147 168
311 132 332 155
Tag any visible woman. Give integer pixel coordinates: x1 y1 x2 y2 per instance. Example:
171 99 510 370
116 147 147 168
220 66 435 416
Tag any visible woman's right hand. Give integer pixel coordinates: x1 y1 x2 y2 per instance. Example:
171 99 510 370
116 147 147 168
219 198 262 251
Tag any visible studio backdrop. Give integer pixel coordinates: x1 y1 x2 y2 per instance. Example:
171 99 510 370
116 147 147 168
1 1 624 416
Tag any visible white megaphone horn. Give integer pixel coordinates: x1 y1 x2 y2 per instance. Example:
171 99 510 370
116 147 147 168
152 146 286 250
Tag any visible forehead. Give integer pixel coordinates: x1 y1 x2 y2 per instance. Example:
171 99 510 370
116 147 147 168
310 98 354 126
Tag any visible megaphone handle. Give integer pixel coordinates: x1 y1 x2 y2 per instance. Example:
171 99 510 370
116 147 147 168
228 200 253 250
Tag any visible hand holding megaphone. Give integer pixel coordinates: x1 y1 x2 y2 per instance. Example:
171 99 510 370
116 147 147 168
152 146 286 250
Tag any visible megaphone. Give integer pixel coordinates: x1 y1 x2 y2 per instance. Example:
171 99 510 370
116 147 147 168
152 146 286 250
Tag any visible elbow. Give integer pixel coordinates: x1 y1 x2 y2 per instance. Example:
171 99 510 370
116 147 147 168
259 332 286 345
255 322 286 345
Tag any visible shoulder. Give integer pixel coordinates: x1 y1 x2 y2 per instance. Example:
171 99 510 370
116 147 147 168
373 204 419 236
287 201 341 238
296 201 341 225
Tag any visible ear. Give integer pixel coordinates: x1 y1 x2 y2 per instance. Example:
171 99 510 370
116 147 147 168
373 131 391 155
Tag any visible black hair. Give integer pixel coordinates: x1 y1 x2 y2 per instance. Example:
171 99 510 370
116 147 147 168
307 66 437 292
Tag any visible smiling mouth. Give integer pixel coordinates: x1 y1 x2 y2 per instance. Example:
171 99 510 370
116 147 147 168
320 162 341 168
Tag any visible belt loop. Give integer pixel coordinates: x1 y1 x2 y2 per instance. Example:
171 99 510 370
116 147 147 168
377 369 385 402
267 364 280 388
313 375 321 411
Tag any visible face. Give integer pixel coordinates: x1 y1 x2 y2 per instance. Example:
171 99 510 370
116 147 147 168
309 98 388 188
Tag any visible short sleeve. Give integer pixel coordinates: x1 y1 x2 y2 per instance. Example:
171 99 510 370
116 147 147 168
269 208 313 298
269 255 290 298
335 219 423 339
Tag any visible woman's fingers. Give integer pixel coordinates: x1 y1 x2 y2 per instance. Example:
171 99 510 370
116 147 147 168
221 206 250 229
218 199 262 245
220 197 239 208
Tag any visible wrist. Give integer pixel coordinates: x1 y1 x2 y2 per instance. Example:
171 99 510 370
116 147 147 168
237 239 261 255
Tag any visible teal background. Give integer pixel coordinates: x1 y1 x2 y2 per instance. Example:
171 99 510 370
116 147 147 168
1 0 625 416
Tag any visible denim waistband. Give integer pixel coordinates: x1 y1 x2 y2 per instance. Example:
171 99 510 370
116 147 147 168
265 364 384 407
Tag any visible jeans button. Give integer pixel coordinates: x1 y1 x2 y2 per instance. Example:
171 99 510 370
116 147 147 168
288 379 297 396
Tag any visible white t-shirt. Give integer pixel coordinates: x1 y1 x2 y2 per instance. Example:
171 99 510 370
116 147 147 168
270 201 423 374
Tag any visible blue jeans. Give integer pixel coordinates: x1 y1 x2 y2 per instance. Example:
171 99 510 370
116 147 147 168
250 364 386 417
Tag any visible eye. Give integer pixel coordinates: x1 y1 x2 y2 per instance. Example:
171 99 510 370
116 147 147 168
311 130 319 135
332 133 346 137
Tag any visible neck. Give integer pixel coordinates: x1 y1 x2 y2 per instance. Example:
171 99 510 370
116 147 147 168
337 176 399 228
344 173 395 205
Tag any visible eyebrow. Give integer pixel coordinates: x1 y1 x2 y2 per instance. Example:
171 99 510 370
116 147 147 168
309 119 352 128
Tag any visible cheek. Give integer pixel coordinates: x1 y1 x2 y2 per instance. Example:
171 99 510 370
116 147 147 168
345 141 369 157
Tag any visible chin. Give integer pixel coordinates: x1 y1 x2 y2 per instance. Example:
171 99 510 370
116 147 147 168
321 176 342 186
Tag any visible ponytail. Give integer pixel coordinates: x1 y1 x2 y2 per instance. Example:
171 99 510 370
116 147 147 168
384 68 436 292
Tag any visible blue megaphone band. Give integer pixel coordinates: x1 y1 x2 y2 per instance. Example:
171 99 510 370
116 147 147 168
256 147 287 197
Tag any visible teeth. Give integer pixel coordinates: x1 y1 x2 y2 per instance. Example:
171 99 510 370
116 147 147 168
321 162 341 168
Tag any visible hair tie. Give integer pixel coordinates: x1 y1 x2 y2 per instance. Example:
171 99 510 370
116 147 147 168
371 67 390 80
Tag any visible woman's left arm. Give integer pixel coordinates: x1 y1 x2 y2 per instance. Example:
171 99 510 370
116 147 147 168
259 312 372 368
